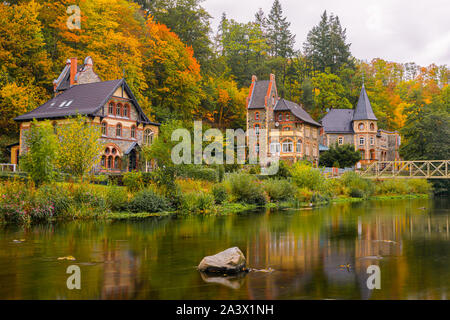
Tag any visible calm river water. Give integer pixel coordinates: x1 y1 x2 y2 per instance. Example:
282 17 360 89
0 198 448 300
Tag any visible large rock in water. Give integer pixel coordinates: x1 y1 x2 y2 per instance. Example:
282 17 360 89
198 247 246 274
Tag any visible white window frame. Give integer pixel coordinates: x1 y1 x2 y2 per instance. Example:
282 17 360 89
296 140 302 153
282 141 293 153
270 143 281 154
359 137 365 145
338 137 344 145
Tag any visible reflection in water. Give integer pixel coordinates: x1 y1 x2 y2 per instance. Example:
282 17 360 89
0 198 448 300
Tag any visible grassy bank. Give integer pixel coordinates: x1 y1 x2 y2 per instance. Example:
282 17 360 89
0 163 433 224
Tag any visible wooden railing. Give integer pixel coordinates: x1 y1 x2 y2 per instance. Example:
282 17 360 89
359 160 450 179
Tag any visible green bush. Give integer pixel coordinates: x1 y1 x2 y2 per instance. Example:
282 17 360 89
37 184 73 216
262 179 295 201
340 171 374 198
179 165 218 182
128 188 171 213
226 173 267 205
73 185 108 211
106 186 129 211
122 171 144 192
181 192 215 212
376 179 410 195
290 162 325 191
212 184 228 204
407 179 432 194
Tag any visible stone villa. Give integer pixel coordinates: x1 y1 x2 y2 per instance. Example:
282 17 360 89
246 74 321 163
319 84 401 166
13 57 160 173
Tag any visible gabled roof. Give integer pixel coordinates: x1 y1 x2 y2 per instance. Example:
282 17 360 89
14 79 159 126
274 99 321 127
353 84 377 121
248 80 270 109
320 109 354 133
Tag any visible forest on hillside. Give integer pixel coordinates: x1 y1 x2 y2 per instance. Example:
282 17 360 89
0 0 449 162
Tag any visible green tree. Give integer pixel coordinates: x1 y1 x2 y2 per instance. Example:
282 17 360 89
266 0 295 58
311 71 352 118
303 11 353 74
319 143 361 168
21 120 59 186
56 115 103 178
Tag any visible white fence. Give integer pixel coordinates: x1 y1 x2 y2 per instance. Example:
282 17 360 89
0 164 17 172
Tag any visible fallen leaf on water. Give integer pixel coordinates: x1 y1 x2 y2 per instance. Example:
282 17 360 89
57 256 76 261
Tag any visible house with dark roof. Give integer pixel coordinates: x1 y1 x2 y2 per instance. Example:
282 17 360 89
319 84 400 165
13 57 160 173
247 74 321 163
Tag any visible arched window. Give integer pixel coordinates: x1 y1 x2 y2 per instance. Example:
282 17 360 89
254 124 260 135
278 114 283 121
101 156 106 167
124 104 129 118
116 124 122 137
116 103 122 116
296 139 302 153
108 102 114 115
370 137 374 145
286 114 290 121
282 139 293 153
107 156 113 169
270 142 281 154
101 122 107 136
283 126 291 131
254 111 260 120
358 123 365 131
131 125 136 139
144 129 153 145
114 156 120 170
370 123 375 131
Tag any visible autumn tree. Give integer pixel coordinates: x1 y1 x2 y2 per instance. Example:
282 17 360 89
56 115 103 178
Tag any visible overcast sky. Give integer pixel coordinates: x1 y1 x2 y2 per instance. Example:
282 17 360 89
203 0 450 66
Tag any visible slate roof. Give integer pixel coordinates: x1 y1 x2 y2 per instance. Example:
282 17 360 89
320 109 354 133
353 84 377 121
248 80 270 109
274 99 321 127
14 79 159 126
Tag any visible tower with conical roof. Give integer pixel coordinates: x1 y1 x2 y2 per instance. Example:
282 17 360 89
352 84 378 163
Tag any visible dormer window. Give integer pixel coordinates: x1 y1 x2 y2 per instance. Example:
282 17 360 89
278 114 283 121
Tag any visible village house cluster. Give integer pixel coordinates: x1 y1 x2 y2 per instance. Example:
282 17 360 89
8 57 400 172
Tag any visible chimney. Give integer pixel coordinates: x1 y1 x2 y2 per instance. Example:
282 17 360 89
70 57 78 86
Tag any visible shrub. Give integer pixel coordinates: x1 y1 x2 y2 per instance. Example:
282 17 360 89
407 179 432 194
212 184 228 204
176 178 213 194
37 184 73 216
179 165 218 182
106 186 129 211
290 162 325 191
181 192 215 212
123 171 144 192
128 188 171 213
72 184 108 213
375 179 409 195
248 165 261 174
226 173 267 205
295 187 313 203
262 179 295 202
322 178 343 198
274 160 292 179
340 171 374 198
217 165 225 182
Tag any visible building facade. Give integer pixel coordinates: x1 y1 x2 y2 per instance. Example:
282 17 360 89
13 57 160 173
246 74 321 163
320 84 400 166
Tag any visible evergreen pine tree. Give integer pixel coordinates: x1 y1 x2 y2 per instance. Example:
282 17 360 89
266 0 295 58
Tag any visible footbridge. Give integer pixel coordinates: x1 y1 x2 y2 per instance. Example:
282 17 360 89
359 160 450 179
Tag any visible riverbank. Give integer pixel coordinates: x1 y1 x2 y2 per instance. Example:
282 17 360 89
0 163 433 224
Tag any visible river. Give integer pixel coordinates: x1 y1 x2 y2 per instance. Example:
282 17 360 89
0 198 448 300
